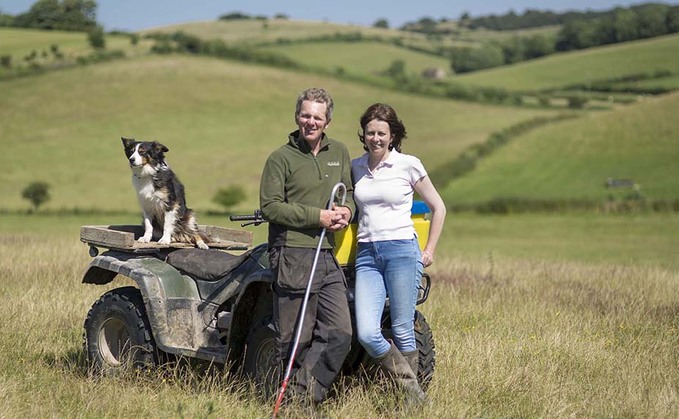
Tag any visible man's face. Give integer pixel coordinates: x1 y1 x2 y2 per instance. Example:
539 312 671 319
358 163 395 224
296 100 330 144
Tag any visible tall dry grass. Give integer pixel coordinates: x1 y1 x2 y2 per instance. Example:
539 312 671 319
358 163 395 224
2 233 678 417
424 257 679 417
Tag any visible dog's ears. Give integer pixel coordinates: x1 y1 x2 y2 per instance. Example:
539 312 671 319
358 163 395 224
121 137 134 148
153 142 169 153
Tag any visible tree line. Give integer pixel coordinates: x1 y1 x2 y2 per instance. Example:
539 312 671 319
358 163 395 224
556 3 679 50
447 3 679 74
0 0 97 31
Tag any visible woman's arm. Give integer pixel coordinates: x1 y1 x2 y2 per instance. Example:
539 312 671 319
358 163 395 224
414 175 446 267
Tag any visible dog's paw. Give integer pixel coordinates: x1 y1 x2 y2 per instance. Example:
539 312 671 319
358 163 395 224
196 240 209 250
138 235 152 243
158 236 172 245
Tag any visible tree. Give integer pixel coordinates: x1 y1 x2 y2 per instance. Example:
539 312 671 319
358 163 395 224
612 8 639 42
212 185 246 213
459 11 471 27
522 34 554 59
88 25 105 49
556 19 598 50
13 0 96 31
0 55 11 68
636 3 669 38
500 36 526 64
450 44 504 74
667 6 679 33
373 18 389 29
384 59 407 80
22 181 51 212
417 17 437 34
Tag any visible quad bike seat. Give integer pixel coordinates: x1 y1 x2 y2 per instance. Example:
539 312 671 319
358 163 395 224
165 248 252 281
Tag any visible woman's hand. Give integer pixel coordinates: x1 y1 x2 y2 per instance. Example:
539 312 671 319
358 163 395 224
422 249 434 267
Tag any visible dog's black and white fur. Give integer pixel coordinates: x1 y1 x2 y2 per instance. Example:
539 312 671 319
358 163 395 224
121 137 208 249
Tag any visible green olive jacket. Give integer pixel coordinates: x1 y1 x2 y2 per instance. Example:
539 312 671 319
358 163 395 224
259 130 355 250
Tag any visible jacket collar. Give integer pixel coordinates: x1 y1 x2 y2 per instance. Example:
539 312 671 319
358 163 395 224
289 130 330 153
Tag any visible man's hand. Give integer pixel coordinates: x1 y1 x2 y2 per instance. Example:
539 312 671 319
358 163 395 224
320 204 350 231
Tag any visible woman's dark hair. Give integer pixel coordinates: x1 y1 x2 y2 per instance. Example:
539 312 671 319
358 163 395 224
357 103 407 152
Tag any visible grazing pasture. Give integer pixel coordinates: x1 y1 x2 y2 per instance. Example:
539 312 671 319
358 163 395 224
2 18 679 418
0 27 151 77
146 18 433 49
146 18 479 52
454 33 679 92
1 213 678 417
257 41 452 80
0 54 555 213
442 91 679 205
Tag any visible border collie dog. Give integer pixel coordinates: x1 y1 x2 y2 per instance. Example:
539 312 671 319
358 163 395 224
121 137 208 249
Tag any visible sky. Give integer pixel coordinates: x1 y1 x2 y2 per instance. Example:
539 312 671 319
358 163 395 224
1 0 678 32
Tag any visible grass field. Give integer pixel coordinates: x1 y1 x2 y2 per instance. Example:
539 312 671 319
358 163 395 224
453 33 679 92
147 19 412 46
257 41 452 80
3 20 679 418
2 212 679 417
0 27 151 76
146 18 486 52
617 74 679 90
0 54 555 213
441 91 679 205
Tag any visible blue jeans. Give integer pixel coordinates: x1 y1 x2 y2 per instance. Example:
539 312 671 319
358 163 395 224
354 238 423 358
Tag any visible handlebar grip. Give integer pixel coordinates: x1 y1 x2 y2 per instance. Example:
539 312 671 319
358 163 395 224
230 214 258 221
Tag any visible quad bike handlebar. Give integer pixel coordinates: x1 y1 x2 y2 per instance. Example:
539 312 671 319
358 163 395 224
230 210 265 227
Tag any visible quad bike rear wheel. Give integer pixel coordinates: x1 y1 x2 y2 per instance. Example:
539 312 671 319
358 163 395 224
412 310 436 389
242 315 279 399
373 309 436 389
83 286 159 374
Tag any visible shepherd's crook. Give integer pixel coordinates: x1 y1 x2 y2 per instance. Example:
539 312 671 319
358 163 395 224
272 182 347 418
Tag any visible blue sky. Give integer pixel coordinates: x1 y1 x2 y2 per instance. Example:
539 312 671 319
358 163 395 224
1 0 677 31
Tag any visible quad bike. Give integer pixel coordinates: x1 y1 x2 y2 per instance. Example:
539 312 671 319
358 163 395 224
80 204 436 392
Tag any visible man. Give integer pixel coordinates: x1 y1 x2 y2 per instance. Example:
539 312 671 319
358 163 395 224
259 87 355 405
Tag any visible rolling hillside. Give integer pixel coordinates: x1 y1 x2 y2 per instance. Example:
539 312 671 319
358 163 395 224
2 22 679 214
144 18 457 53
452 33 679 92
0 27 149 63
441 91 679 205
0 53 554 212
257 41 452 80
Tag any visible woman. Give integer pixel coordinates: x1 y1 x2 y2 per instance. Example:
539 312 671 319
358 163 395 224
351 103 446 403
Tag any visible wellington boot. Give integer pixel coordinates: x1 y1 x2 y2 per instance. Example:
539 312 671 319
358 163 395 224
401 349 420 383
375 343 426 406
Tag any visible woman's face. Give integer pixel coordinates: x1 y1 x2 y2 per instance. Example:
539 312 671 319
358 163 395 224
363 119 393 156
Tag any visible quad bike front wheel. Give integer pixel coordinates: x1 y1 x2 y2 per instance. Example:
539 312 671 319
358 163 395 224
83 286 159 374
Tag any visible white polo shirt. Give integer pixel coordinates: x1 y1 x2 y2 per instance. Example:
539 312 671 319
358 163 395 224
351 150 427 243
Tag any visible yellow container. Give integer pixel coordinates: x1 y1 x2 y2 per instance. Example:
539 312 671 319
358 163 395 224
334 201 430 265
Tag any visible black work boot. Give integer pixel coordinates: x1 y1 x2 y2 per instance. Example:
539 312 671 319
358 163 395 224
375 342 426 406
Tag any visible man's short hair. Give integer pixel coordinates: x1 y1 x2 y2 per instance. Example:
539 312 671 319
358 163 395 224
295 87 334 122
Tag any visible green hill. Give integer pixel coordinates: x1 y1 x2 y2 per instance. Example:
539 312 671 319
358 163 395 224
257 41 451 81
442 91 679 206
0 27 148 62
0 27 153 79
0 54 553 213
452 33 679 92
2 24 679 214
145 18 454 53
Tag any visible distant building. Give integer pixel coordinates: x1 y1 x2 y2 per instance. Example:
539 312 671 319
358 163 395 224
421 67 447 80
